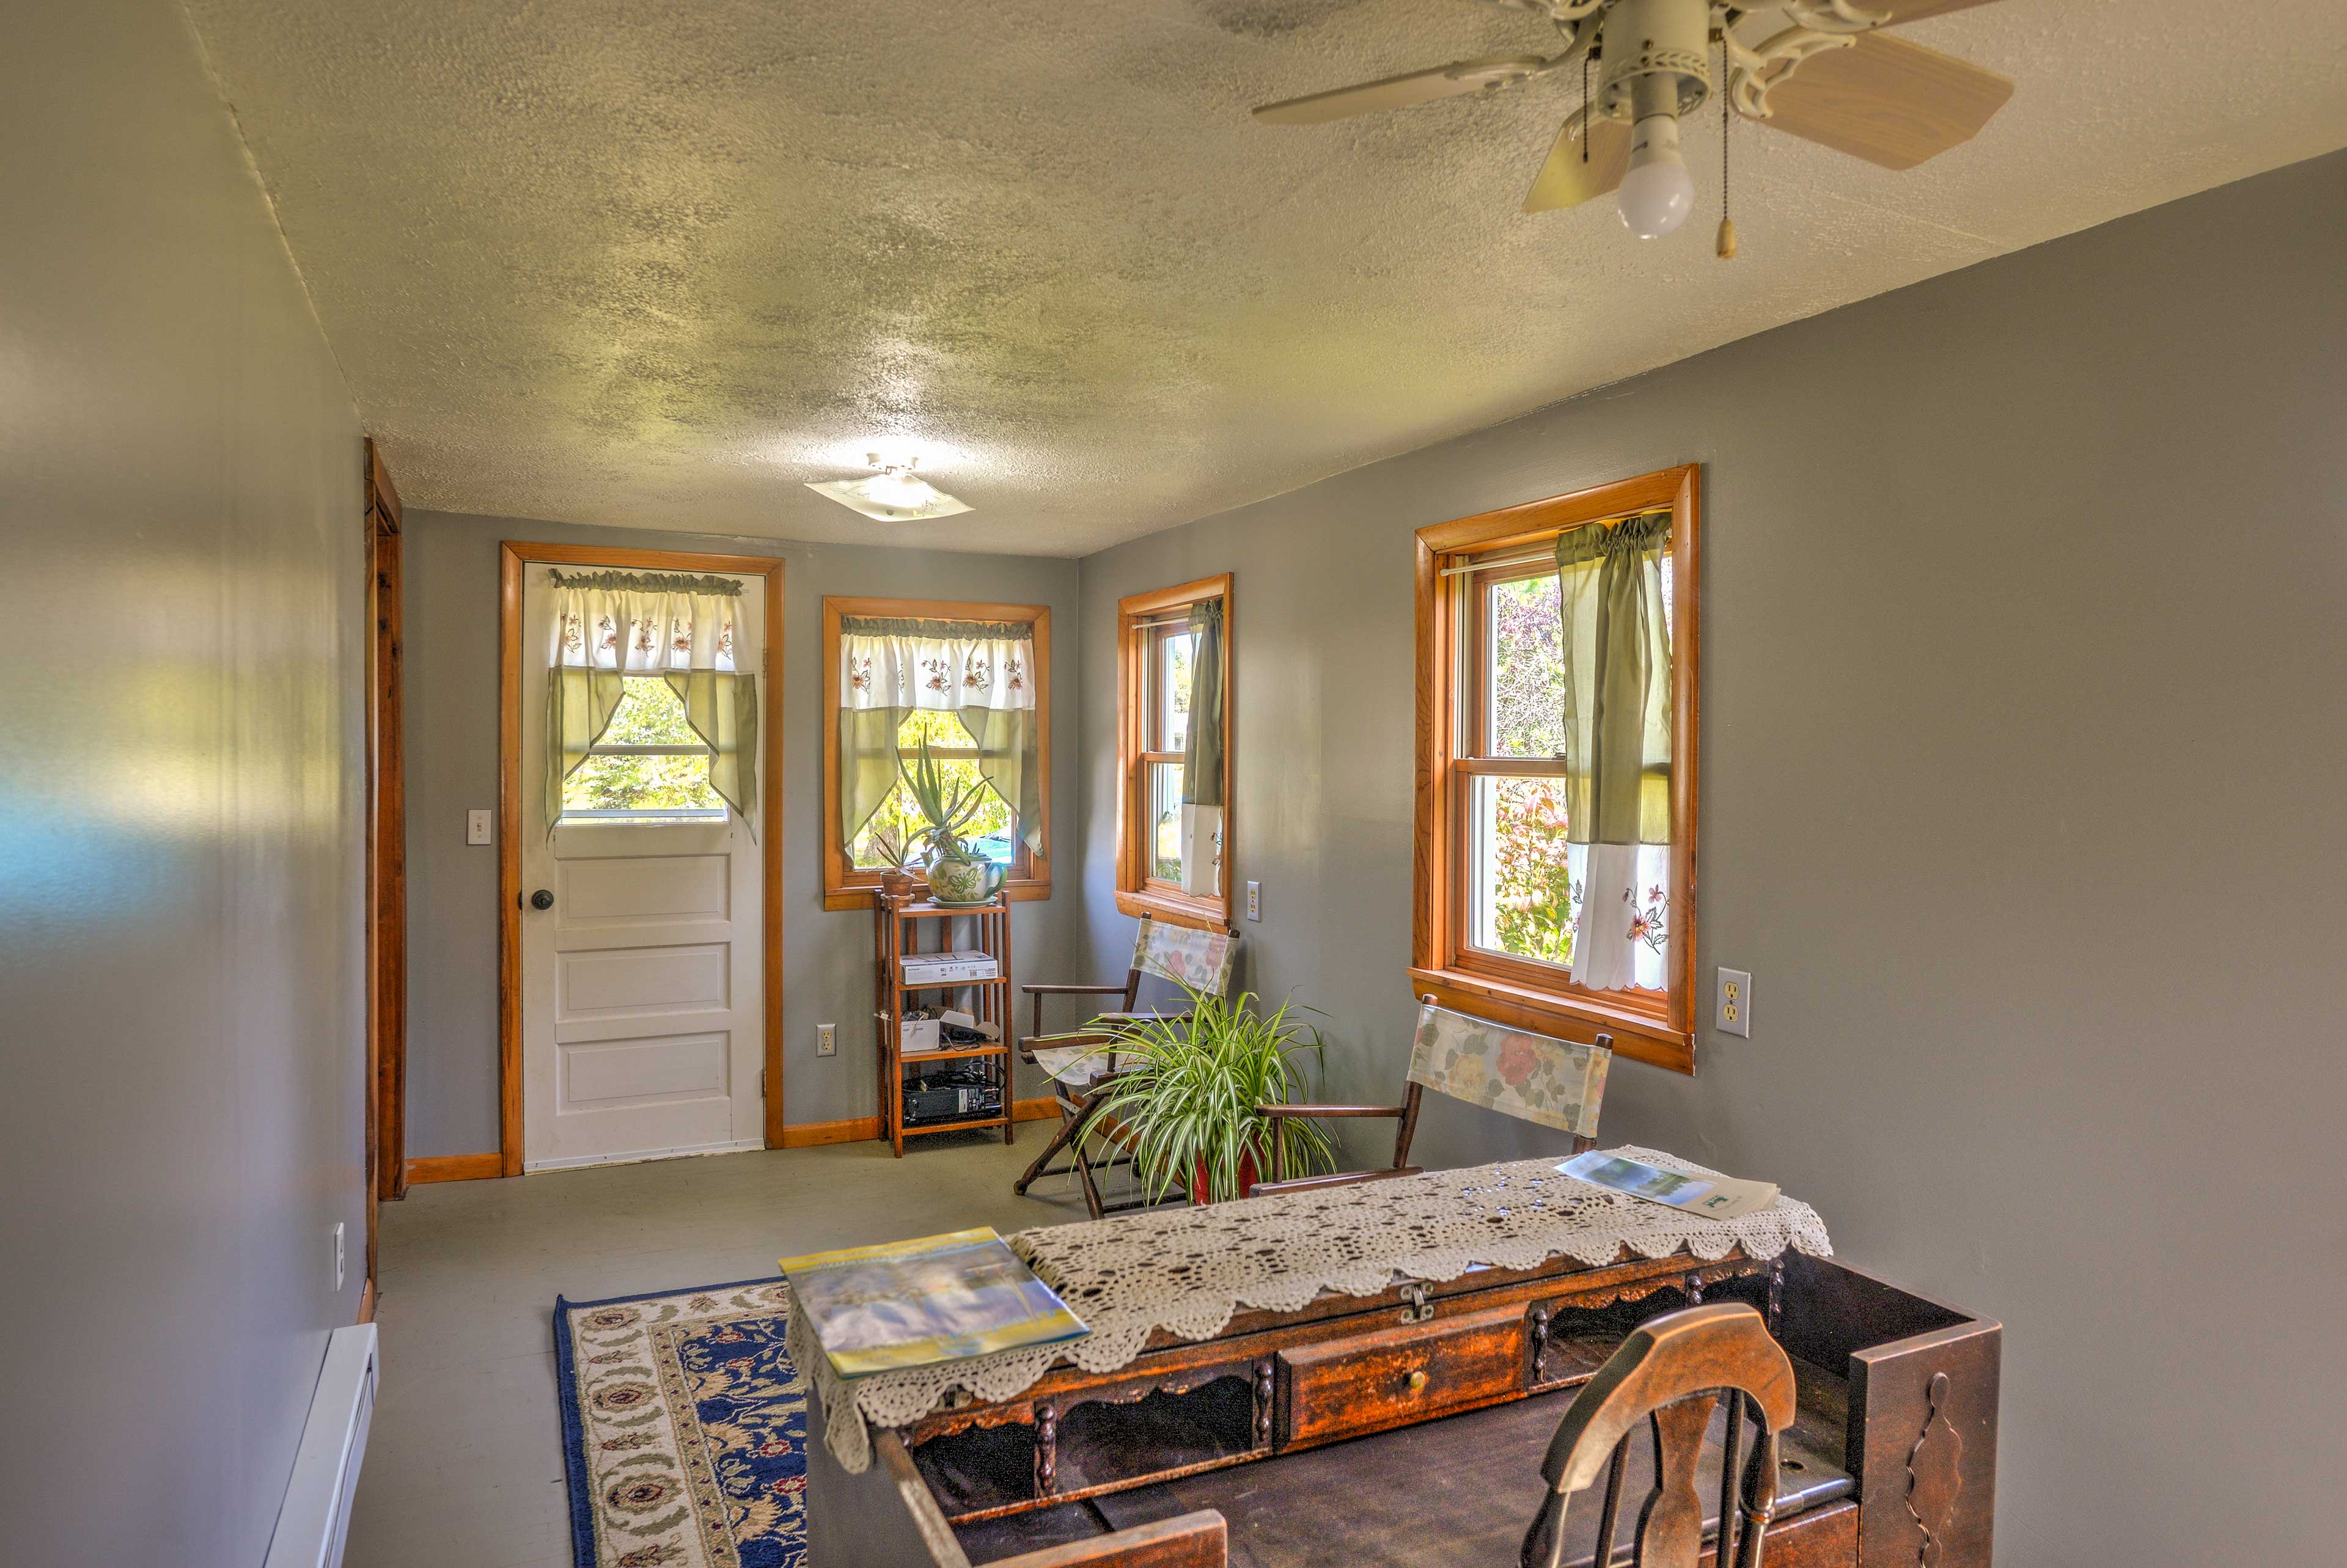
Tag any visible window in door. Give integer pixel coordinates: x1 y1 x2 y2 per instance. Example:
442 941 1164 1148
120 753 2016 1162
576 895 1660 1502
560 676 729 821
1412 468 1698 1074
1114 575 1232 931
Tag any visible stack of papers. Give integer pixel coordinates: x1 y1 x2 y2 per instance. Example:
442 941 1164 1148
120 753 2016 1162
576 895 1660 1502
1557 1150 1780 1222
779 1228 1090 1380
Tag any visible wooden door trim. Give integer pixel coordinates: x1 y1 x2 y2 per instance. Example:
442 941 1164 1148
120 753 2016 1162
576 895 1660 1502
498 541 789 1175
363 436 404 1277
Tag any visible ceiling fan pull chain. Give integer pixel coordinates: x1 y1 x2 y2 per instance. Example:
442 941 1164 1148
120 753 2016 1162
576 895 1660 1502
1716 32 1738 260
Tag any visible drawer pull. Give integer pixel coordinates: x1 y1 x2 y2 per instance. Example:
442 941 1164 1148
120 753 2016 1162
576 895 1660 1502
1406 1369 1430 1393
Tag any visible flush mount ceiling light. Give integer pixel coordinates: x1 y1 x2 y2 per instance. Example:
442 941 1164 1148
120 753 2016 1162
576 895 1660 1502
806 454 973 522
1251 0 2015 254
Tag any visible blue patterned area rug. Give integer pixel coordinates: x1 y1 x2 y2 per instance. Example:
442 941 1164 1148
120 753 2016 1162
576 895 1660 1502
554 1278 809 1568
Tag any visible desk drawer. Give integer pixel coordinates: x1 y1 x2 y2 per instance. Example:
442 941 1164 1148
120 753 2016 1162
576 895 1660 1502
1277 1303 1527 1448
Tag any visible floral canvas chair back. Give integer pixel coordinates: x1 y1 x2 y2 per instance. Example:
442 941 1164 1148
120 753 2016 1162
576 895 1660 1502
1407 998 1609 1139
1130 915 1241 1008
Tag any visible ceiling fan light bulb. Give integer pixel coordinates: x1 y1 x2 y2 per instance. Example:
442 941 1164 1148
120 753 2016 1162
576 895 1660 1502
1618 113 1694 239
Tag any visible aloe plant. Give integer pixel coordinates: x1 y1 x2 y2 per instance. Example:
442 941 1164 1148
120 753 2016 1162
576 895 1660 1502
897 738 990 858
1074 983 1338 1204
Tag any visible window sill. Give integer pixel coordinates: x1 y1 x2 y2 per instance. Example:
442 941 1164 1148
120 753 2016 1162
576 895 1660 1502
1113 885 1233 934
1406 965 1694 1076
825 877 1051 912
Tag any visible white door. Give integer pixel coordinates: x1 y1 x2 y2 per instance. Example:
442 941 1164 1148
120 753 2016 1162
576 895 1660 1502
519 564 765 1171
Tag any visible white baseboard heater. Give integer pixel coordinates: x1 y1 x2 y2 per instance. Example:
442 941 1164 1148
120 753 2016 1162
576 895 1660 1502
265 1322 380 1568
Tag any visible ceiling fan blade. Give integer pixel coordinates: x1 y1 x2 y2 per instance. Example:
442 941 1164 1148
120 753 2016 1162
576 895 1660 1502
1522 113 1631 213
1254 55 1549 126
1878 0 2009 25
1760 31 2013 170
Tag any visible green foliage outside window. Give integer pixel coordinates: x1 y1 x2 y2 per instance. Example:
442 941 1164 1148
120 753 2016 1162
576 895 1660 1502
848 709 1016 868
562 678 724 814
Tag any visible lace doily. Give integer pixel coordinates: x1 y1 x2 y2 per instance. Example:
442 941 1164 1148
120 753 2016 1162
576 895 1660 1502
791 1146 1831 1472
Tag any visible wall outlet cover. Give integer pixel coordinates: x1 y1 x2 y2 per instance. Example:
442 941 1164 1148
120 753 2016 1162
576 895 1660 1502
816 1022 837 1057
332 1221 345 1291
1716 969 1752 1038
1246 881 1261 921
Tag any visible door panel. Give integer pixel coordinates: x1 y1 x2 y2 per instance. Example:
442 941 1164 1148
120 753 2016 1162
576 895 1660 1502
520 565 765 1170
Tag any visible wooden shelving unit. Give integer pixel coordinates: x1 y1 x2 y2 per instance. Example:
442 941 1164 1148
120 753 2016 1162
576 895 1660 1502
874 890 1016 1156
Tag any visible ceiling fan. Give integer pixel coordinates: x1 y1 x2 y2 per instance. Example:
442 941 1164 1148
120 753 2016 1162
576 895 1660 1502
1252 0 2015 251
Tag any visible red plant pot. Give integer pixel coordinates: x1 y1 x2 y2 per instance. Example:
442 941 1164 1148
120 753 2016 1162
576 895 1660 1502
1188 1147 1262 1205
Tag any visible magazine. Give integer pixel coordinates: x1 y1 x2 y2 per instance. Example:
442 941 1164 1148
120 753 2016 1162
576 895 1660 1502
1557 1150 1780 1222
779 1228 1090 1380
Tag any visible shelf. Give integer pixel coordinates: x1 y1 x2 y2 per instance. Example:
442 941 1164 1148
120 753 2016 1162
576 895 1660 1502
891 901 1008 918
898 976 1010 991
898 1043 1009 1065
900 1115 1011 1137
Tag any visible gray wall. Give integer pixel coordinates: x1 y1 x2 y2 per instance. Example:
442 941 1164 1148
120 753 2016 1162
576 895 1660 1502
1073 152 2347 1565
402 512 1084 1155
0 4 370 1566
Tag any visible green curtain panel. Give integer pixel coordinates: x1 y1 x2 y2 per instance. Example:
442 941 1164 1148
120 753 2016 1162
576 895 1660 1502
1555 512 1673 848
545 665 627 833
961 705 1043 853
839 706 912 848
1181 598 1225 808
666 670 760 827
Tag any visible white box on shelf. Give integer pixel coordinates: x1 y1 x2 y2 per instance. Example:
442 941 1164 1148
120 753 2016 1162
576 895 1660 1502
900 950 1001 986
900 1016 941 1053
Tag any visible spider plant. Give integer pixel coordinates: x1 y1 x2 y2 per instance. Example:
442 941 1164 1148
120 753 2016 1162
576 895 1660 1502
1074 982 1339 1204
898 738 990 858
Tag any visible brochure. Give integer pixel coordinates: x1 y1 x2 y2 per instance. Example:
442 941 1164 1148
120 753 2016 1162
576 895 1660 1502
779 1228 1089 1380
1557 1150 1780 1222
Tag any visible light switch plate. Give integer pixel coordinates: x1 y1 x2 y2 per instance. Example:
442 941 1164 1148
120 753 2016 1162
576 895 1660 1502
331 1222 345 1291
1246 881 1261 921
1716 969 1752 1038
466 809 493 846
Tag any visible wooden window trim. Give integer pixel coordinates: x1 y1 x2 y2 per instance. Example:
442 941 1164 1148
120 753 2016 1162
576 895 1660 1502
1113 574 1235 932
821 595 1054 912
1412 467 1700 1075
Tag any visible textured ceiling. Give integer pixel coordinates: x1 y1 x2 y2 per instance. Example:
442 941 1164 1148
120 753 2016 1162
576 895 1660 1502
186 0 2347 555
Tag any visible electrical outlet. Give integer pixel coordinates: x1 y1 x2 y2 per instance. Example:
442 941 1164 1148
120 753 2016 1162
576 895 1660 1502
817 1023 837 1057
332 1222 346 1291
1246 881 1261 921
1716 969 1752 1038
466 809 493 846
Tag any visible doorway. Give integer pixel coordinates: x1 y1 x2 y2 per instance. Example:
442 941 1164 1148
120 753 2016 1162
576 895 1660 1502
497 543 785 1174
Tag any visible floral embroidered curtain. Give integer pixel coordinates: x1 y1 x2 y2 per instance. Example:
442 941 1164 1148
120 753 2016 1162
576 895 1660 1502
837 617 1040 854
545 570 758 831
1555 514 1672 991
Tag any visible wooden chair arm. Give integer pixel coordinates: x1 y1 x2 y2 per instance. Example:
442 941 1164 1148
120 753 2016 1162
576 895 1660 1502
1020 983 1132 995
1251 1167 1424 1198
1257 1103 1408 1118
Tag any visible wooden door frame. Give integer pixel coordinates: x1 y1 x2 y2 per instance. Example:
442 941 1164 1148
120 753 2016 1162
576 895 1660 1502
497 541 788 1174
362 439 405 1288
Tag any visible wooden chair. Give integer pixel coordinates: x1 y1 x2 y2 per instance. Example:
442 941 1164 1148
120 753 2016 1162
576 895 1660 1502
1254 997 1611 1196
1012 915 1240 1218
1519 1302 1799 1568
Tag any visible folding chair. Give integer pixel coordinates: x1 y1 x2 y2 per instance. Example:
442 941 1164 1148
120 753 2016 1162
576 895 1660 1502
1254 995 1611 1196
1011 915 1240 1218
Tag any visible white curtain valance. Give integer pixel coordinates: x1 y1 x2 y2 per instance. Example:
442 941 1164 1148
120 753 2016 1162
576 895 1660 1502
839 619 1034 712
550 570 743 674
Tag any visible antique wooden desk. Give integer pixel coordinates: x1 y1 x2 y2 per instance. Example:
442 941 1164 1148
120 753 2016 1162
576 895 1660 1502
806 1247 1999 1568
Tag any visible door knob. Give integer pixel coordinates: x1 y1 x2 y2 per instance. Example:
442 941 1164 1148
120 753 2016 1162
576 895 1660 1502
529 888 555 910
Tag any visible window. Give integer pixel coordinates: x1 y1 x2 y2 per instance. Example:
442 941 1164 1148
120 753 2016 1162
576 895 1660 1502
561 676 731 821
1114 575 1232 931
822 597 1052 909
1412 468 1698 1074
